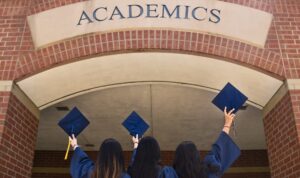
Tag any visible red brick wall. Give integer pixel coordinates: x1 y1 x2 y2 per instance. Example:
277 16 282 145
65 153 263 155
0 92 39 178
264 91 300 178
268 0 300 78
1 0 300 178
1 0 284 80
0 1 298 80
1 0 294 80
0 0 34 80
290 91 300 148
32 150 270 178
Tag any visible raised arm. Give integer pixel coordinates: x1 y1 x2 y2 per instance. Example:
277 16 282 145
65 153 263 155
222 107 235 134
69 134 95 178
204 107 241 175
127 134 139 175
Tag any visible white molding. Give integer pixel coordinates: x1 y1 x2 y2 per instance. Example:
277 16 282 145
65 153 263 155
287 79 300 90
262 82 288 117
262 79 300 117
16 53 283 109
27 0 273 48
0 81 40 118
11 85 40 118
0 81 13 91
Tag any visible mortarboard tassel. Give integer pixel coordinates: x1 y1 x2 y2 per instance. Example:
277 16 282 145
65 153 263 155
64 139 71 160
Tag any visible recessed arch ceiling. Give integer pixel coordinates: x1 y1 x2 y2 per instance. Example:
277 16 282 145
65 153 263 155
17 52 283 110
23 52 283 151
37 84 266 151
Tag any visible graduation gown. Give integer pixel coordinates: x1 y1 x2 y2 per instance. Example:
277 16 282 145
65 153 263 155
158 166 179 178
156 131 240 178
70 147 131 178
128 150 178 178
204 131 241 177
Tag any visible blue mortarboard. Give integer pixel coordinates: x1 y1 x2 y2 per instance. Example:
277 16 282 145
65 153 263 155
212 83 248 113
122 111 149 137
58 107 90 137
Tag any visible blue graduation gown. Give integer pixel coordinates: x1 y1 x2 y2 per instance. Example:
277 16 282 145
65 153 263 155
129 131 239 178
128 150 177 178
158 166 178 178
70 147 131 178
204 131 241 177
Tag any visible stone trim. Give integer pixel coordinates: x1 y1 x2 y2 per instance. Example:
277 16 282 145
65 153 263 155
263 79 300 117
0 81 39 118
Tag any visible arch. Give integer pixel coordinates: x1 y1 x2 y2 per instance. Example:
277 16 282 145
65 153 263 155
16 52 283 109
15 30 284 81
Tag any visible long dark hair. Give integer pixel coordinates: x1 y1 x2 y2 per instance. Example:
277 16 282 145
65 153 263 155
92 138 125 178
131 136 161 178
173 141 208 178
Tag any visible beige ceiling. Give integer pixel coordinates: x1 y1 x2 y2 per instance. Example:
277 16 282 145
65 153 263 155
37 84 266 151
15 52 282 151
17 52 283 110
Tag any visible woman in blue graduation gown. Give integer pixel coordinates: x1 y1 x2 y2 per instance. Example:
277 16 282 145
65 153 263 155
128 135 177 178
69 137 131 178
172 107 241 178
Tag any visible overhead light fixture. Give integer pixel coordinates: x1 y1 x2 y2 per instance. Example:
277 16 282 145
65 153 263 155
85 144 95 147
240 104 248 110
56 106 70 111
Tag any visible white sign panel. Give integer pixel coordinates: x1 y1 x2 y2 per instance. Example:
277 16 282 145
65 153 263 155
27 0 273 48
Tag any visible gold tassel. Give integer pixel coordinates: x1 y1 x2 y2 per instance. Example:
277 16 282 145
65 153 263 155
64 140 71 160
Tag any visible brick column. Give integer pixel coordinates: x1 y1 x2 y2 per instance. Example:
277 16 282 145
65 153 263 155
264 88 300 178
0 83 39 178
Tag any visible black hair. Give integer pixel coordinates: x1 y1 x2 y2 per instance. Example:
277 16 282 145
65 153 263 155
131 136 161 178
93 138 125 178
173 141 208 178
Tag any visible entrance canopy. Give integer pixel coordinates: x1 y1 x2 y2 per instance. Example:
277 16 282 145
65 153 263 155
16 52 283 151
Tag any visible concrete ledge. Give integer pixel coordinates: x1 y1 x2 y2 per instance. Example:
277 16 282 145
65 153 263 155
263 79 300 117
0 81 13 91
263 81 288 117
0 81 40 118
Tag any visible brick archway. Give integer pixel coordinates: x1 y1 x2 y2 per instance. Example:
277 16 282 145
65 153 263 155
15 30 284 80
1 0 300 178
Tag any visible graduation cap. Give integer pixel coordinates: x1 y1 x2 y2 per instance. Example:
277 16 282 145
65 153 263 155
122 111 149 138
58 107 89 160
212 83 248 114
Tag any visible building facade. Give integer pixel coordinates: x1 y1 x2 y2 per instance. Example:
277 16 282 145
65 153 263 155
0 0 300 178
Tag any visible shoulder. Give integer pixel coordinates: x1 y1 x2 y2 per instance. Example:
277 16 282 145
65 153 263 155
121 172 131 178
159 166 178 178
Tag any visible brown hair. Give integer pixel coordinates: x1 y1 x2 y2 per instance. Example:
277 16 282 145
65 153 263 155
91 138 125 178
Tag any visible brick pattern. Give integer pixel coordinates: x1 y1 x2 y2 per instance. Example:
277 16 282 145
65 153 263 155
0 0 300 177
267 0 300 78
1 0 299 80
32 150 270 178
290 90 300 153
14 30 284 80
0 92 39 178
28 0 271 15
264 91 300 178
0 0 35 80
1 0 282 81
32 150 270 168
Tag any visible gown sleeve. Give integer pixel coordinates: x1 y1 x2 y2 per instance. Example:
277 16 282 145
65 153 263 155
70 147 95 178
204 131 241 175
127 148 137 176
121 173 131 178
158 166 178 178
130 148 137 165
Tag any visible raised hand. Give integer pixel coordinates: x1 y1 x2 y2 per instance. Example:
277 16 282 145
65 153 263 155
223 107 236 134
69 134 79 150
132 134 139 149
